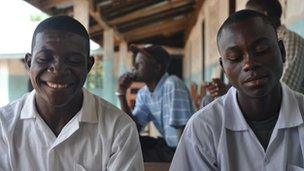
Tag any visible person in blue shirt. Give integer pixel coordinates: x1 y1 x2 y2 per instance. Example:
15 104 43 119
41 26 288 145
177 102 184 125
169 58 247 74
117 44 195 162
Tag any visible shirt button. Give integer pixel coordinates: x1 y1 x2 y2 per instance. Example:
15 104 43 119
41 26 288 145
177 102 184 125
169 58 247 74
264 158 269 164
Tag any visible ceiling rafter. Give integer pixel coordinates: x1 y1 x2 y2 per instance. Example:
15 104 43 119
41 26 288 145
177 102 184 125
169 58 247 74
41 0 72 10
125 16 189 42
102 0 165 20
108 0 192 26
89 24 103 35
24 0 197 48
117 4 193 32
89 9 124 42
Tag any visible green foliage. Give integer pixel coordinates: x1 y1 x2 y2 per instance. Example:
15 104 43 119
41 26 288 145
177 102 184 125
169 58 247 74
87 57 103 90
30 13 48 22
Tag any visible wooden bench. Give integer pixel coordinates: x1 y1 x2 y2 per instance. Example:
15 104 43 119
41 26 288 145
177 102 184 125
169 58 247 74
144 162 171 171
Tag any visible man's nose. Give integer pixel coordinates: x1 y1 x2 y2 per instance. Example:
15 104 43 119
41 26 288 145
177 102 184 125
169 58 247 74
242 53 261 72
47 58 68 74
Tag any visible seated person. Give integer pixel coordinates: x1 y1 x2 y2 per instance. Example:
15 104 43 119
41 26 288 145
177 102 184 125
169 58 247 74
246 0 304 94
117 45 195 162
200 0 304 108
0 16 143 171
170 10 304 171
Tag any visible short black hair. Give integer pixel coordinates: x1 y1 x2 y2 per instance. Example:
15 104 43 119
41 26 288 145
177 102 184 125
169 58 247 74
217 10 277 47
31 15 90 57
246 0 282 27
130 44 171 71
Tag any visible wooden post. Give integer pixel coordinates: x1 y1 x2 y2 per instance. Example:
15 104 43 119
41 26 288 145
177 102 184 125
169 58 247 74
102 29 115 103
119 41 128 75
73 0 89 30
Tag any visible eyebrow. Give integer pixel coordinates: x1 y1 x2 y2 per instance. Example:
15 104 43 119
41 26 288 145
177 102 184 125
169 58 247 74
224 46 241 54
224 37 271 52
250 37 271 48
35 47 53 54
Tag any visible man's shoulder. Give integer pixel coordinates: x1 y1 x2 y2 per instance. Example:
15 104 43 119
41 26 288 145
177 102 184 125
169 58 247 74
165 75 183 83
163 75 187 89
187 96 226 135
85 90 136 129
0 93 30 128
181 96 227 153
290 89 304 113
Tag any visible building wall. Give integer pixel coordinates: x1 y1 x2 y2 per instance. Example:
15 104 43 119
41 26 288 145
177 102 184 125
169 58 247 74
184 0 304 87
8 59 29 102
183 0 229 86
0 60 9 107
0 59 29 107
281 0 304 37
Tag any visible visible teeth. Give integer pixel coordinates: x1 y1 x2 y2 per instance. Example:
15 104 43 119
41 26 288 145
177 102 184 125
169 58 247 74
46 82 68 89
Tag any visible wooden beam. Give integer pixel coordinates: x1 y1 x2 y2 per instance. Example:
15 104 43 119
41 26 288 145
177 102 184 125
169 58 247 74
41 0 73 10
89 10 110 30
51 6 73 16
24 0 41 8
74 0 89 30
117 4 193 32
89 10 124 42
102 0 164 20
185 0 205 41
109 0 192 25
125 17 188 41
89 25 102 34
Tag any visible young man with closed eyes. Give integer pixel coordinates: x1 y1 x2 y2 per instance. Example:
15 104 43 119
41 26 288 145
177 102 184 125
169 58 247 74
170 10 304 171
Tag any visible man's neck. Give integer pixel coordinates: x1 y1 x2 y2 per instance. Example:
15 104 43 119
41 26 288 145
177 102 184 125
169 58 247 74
35 92 83 136
237 84 282 121
146 73 165 92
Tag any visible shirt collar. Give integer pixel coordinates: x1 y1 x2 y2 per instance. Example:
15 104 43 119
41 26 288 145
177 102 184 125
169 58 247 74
224 87 249 131
224 83 303 131
20 88 98 124
275 83 303 129
77 89 98 123
20 90 39 119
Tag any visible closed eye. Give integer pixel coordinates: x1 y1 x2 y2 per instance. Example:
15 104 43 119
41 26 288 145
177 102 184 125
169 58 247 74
251 38 272 55
225 50 243 62
35 51 52 64
253 45 270 54
65 53 85 65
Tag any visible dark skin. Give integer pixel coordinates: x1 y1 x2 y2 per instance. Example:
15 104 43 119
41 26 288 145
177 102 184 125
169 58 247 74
218 17 285 121
117 52 163 129
25 30 94 136
204 78 228 98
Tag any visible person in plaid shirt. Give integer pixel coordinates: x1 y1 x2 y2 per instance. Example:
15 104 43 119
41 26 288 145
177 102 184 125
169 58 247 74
117 45 195 162
246 0 304 94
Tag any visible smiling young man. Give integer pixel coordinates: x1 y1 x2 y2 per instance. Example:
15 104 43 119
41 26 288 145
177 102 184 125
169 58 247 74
170 10 304 171
0 16 143 171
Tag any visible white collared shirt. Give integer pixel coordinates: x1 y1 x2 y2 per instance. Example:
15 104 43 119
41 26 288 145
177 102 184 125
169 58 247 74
0 89 144 171
170 83 304 171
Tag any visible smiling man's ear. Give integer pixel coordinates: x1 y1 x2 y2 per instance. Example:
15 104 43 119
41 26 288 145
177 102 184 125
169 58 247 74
87 56 95 73
25 53 32 70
